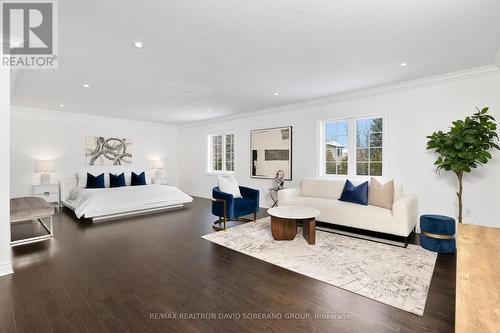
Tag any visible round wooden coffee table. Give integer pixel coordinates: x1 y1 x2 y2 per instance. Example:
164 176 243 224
267 206 321 245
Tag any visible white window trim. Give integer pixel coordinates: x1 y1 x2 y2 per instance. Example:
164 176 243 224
317 112 389 180
207 131 236 175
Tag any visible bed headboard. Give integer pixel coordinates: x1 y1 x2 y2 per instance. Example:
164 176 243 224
59 170 153 202
60 175 78 202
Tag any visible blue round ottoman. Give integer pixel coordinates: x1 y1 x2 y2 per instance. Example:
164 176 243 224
420 215 456 253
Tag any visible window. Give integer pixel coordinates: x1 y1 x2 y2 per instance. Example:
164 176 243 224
321 115 383 177
325 121 348 175
208 133 235 173
356 117 383 176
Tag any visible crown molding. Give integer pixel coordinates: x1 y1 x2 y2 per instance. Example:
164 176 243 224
180 65 500 128
10 106 177 129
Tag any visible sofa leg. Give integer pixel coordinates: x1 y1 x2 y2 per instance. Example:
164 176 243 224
253 212 257 222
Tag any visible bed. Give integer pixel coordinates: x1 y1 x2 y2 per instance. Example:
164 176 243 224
61 178 193 222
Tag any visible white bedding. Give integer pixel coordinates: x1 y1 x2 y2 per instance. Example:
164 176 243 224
64 184 193 218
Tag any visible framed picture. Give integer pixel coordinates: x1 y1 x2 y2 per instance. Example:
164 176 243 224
251 126 292 180
86 136 132 166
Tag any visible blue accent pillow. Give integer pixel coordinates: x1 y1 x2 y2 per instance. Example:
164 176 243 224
86 173 105 189
131 171 147 186
339 180 369 205
109 173 126 188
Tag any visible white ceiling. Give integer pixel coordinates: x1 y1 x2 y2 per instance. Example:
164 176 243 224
11 0 500 124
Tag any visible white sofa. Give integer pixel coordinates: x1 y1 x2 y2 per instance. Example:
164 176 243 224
278 178 418 237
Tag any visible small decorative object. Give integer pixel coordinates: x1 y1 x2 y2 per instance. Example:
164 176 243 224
151 159 164 179
86 136 132 166
420 215 456 253
273 169 285 190
35 160 55 184
251 126 292 180
426 107 499 223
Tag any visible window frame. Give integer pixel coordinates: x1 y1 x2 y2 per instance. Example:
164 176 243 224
207 131 236 175
318 113 387 179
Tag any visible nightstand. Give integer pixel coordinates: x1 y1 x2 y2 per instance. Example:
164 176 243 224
152 177 168 185
32 183 60 207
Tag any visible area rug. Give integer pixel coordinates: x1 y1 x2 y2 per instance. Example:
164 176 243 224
202 217 437 316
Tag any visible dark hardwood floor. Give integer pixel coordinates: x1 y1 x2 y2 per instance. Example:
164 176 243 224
0 197 455 332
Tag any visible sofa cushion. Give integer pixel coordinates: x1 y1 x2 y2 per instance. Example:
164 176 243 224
301 177 345 200
339 180 368 205
368 178 394 210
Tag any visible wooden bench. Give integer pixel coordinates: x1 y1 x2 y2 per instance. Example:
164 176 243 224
10 197 55 246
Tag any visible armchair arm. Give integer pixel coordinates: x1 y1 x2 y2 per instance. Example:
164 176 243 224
392 194 418 235
277 187 301 206
240 186 259 201
212 187 234 218
240 186 260 213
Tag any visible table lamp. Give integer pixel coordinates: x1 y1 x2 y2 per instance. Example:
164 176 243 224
35 160 55 185
151 160 164 179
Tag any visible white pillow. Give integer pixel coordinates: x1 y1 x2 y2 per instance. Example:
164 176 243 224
217 175 242 198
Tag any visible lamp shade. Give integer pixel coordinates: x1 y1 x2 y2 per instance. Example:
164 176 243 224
151 160 164 169
35 160 55 173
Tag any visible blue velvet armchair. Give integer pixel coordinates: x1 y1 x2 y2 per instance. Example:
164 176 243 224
212 186 260 230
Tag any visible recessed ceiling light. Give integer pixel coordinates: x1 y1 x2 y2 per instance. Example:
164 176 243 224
208 109 213 112
400 62 408 67
273 92 279 96
83 83 90 88
133 41 144 48
165 119 170 122
58 104 64 107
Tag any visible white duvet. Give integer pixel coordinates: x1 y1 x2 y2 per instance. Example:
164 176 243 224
65 185 193 218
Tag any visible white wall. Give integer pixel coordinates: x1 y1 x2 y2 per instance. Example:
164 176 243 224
178 68 500 228
10 108 180 198
0 69 13 277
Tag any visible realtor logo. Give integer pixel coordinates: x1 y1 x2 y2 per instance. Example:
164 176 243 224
1 0 58 68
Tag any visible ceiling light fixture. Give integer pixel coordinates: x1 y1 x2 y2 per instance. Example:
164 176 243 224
273 92 279 96
208 109 213 112
59 104 64 107
83 83 90 88
165 119 170 122
133 41 144 48
400 62 408 67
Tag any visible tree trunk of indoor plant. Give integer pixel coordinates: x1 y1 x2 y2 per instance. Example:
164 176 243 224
456 171 463 223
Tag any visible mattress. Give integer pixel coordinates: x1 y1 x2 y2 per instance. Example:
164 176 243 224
63 184 193 219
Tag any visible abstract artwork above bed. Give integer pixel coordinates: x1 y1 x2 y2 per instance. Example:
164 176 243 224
86 136 132 166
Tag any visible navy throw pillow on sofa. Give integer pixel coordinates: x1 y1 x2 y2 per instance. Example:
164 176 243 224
131 171 147 186
339 180 369 205
86 173 105 189
109 173 126 188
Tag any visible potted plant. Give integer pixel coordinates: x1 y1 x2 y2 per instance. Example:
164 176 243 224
426 107 499 223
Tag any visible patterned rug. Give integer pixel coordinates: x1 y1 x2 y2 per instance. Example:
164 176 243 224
202 217 437 316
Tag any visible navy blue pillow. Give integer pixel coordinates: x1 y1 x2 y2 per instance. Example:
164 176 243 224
86 173 105 189
339 180 369 205
109 173 126 188
131 171 146 186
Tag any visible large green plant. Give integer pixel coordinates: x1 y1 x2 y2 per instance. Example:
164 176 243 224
426 107 499 223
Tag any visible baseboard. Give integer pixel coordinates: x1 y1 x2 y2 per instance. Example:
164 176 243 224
0 261 13 277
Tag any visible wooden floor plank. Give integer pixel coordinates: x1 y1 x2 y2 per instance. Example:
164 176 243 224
0 197 455 332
